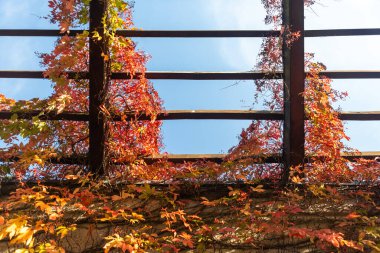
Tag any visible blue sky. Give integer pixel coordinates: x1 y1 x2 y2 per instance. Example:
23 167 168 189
0 0 379 154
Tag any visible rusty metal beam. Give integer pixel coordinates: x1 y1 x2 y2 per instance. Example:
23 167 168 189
282 0 305 184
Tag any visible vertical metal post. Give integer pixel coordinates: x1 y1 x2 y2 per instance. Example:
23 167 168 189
282 0 305 184
89 0 108 175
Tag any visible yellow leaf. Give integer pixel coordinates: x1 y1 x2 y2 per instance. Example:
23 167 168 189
56 225 76 239
291 176 302 184
35 201 52 214
10 226 33 246
131 212 144 221
250 185 265 193
101 53 109 61
49 213 61 221
65 175 79 180
73 188 80 195
15 249 29 253
33 155 44 165
111 195 122 201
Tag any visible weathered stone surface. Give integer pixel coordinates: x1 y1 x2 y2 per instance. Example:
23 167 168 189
0 183 378 252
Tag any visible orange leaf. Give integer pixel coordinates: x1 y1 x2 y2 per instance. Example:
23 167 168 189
346 212 361 219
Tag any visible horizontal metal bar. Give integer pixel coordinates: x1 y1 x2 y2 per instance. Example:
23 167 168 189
0 71 281 80
320 71 380 79
2 110 380 122
0 111 89 121
305 28 380 37
338 111 380 121
306 112 380 121
0 29 279 38
146 154 226 163
2 108 380 122
134 154 282 164
155 152 380 163
116 30 280 38
114 71 282 80
0 71 87 79
2 152 378 165
0 71 45 79
0 110 284 121
152 110 283 120
0 153 87 165
341 151 380 161
306 152 380 162
0 153 280 165
0 29 84 37
2 71 380 80
2 29 380 38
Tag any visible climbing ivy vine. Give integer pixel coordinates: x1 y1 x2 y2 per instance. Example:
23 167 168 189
0 0 378 252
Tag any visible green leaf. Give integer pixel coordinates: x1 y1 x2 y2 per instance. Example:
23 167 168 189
10 113 18 121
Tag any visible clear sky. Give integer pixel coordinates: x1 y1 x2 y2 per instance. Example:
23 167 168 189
0 0 379 154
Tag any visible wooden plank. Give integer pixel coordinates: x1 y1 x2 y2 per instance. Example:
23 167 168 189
0 110 283 121
282 0 305 185
89 0 108 175
2 71 380 80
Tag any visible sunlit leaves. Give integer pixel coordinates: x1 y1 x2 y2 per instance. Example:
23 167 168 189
0 216 35 247
104 230 155 253
0 0 378 252
56 225 77 239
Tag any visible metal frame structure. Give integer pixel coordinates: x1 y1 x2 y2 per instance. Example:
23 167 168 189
1 0 380 182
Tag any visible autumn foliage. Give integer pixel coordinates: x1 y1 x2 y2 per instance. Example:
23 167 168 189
0 0 379 252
